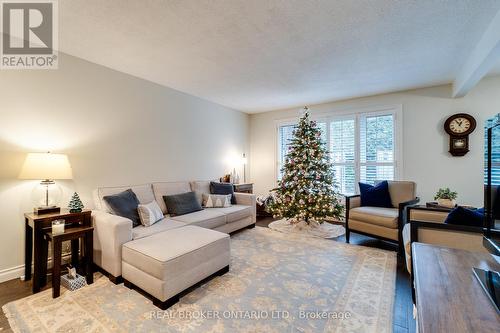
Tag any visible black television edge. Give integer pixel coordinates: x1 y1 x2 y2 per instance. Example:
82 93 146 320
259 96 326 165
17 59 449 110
474 114 500 313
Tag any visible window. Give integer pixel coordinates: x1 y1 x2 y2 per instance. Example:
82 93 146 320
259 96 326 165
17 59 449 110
277 125 295 180
330 118 356 195
359 114 395 184
277 108 400 195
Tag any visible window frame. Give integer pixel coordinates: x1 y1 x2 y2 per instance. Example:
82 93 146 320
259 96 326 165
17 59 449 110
274 105 403 195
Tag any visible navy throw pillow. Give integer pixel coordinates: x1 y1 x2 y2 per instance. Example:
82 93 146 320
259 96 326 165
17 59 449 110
444 206 484 227
210 182 236 204
359 181 393 208
163 191 202 216
103 189 141 227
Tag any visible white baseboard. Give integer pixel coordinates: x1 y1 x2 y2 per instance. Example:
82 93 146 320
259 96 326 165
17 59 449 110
0 253 75 284
0 265 25 283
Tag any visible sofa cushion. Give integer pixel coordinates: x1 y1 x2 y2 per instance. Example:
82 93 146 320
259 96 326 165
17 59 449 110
152 182 191 214
132 219 186 240
96 184 154 213
386 181 416 207
349 220 399 241
123 226 229 280
210 205 253 223
402 223 411 254
349 206 399 228
190 181 211 205
163 192 202 216
103 189 141 227
170 209 226 229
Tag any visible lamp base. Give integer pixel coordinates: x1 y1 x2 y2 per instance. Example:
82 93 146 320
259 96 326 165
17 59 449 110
34 206 60 215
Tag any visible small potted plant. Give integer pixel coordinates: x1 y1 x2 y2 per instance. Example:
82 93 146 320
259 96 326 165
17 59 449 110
434 188 458 208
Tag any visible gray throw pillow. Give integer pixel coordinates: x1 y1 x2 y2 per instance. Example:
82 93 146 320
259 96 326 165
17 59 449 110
163 191 203 216
103 189 141 227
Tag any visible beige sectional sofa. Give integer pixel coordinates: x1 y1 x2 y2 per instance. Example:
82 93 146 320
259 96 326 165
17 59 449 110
91 180 256 308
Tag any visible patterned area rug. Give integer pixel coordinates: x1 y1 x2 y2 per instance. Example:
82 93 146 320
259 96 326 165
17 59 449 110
3 227 396 332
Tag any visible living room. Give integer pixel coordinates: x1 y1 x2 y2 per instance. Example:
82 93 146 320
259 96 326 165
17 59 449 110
0 1 499 332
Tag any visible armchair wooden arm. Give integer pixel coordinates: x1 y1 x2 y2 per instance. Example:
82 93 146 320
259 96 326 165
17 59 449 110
344 195 360 243
397 197 420 253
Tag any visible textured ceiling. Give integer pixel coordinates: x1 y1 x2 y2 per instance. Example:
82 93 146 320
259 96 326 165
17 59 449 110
58 0 500 113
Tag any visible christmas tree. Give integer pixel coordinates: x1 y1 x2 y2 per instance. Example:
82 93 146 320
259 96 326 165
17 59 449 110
268 108 343 224
68 192 84 213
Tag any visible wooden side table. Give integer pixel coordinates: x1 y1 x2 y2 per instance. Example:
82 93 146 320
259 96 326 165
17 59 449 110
233 183 253 194
44 226 94 298
24 209 92 293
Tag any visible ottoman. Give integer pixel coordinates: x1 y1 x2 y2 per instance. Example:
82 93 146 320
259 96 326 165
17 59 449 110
122 225 230 309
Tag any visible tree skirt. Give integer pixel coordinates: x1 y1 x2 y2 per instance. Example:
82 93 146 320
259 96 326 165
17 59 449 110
269 219 345 239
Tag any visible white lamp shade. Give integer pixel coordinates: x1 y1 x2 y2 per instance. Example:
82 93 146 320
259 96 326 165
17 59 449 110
19 153 73 180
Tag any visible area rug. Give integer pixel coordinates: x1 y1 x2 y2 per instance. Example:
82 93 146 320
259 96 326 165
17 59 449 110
269 219 346 239
3 227 396 333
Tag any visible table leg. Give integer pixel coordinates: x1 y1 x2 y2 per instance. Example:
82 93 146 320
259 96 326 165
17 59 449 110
40 236 48 287
85 231 93 284
52 238 62 298
24 219 32 281
71 239 79 268
32 227 43 293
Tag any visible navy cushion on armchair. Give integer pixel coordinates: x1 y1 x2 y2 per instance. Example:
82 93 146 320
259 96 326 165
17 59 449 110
444 206 484 227
359 181 393 208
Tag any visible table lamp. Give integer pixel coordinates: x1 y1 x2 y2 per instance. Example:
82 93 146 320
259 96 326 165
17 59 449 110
19 152 73 214
241 153 247 183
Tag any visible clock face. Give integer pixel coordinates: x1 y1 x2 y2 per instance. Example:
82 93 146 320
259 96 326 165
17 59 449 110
444 113 476 136
449 117 471 134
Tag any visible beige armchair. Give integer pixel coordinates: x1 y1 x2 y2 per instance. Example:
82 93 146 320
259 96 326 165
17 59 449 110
345 181 419 253
402 206 487 273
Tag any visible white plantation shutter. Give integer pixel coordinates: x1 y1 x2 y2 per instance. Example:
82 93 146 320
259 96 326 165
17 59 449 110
359 114 395 185
278 125 295 180
277 109 399 194
330 118 356 195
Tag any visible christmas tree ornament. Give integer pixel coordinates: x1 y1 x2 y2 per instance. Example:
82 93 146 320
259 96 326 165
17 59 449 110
68 192 84 213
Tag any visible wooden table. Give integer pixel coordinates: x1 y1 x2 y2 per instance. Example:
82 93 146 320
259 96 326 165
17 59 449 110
233 183 253 194
24 209 92 293
412 243 500 332
44 226 93 298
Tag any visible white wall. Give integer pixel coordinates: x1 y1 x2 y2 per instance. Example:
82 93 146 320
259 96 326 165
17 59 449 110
250 75 500 207
0 54 249 280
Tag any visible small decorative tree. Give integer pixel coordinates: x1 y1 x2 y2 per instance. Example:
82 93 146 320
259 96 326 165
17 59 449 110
68 192 84 213
268 108 343 225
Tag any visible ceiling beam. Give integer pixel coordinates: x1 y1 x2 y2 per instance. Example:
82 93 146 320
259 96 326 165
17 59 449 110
453 10 500 98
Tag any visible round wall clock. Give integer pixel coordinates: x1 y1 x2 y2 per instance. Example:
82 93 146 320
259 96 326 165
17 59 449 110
444 113 476 156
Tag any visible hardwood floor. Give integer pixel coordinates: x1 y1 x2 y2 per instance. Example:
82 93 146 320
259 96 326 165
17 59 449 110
0 217 415 333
